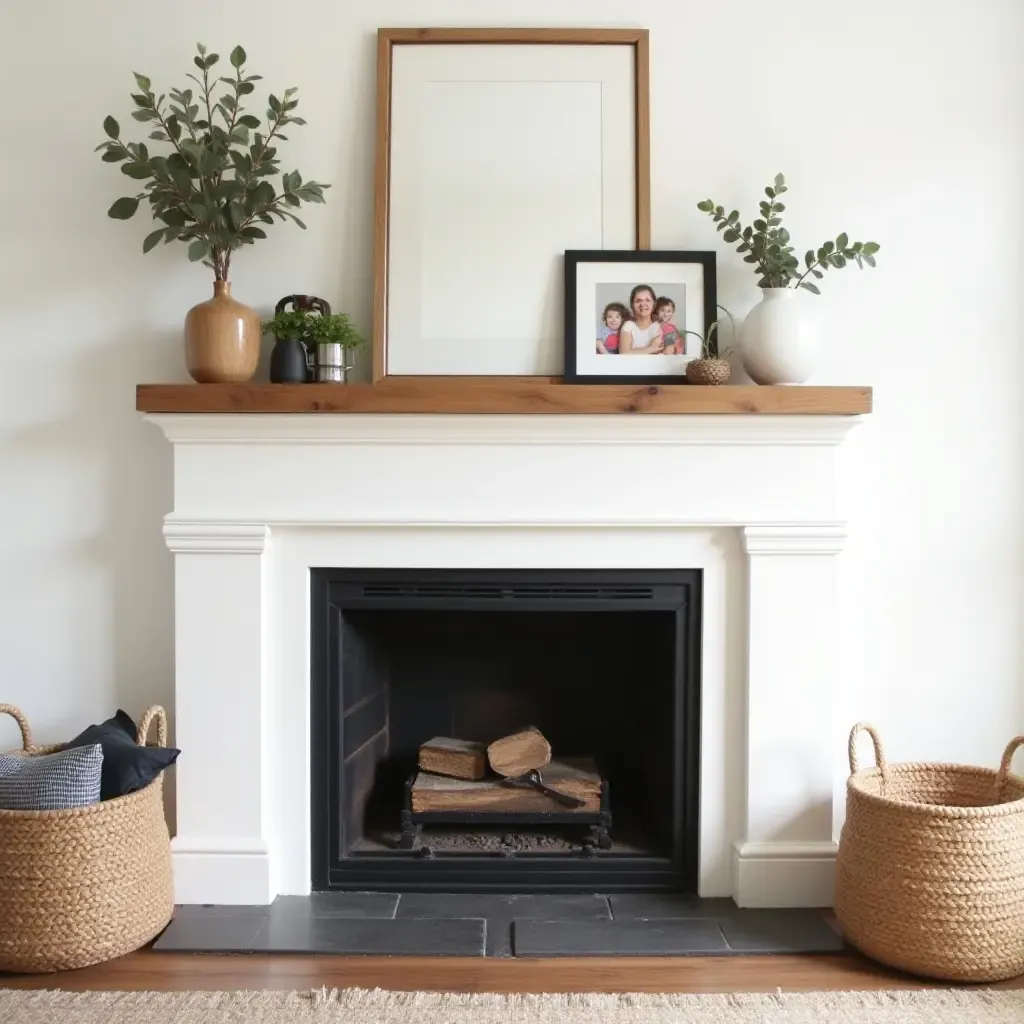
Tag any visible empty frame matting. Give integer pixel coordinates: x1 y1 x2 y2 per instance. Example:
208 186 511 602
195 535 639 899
372 28 651 380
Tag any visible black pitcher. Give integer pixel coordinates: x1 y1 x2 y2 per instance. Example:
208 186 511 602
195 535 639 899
269 294 331 383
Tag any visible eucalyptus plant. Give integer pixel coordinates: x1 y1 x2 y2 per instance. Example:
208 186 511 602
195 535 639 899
698 174 879 293
96 43 330 282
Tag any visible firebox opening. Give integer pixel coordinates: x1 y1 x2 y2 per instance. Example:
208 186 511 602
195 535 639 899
311 570 700 893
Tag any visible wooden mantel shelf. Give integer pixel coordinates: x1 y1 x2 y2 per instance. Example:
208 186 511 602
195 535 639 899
136 380 871 416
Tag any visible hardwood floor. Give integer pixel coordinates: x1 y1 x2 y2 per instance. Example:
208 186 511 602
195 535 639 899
3 947 1023 993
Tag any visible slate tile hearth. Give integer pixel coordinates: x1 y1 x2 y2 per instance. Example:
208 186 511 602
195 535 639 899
154 892 843 957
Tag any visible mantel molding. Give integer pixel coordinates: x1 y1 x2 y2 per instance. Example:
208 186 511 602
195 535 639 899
145 412 864 448
163 521 268 555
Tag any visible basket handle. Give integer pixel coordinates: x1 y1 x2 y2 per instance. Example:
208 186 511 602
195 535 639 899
996 735 1024 796
0 704 32 750
848 722 888 780
136 706 168 748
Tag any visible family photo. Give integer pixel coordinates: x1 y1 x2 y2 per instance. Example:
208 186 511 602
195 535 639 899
564 251 715 384
595 283 689 356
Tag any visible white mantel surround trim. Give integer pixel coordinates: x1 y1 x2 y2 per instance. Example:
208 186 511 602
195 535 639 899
149 412 864 908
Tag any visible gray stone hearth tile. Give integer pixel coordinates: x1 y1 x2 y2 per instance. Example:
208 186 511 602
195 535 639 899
173 903 271 918
513 919 728 957
396 893 612 920
609 895 741 920
154 914 268 952
253 915 486 956
271 892 399 919
719 910 845 954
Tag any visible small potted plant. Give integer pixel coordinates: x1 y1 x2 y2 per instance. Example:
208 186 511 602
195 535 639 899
683 307 735 385
308 313 366 382
96 44 330 383
697 174 880 384
262 309 316 383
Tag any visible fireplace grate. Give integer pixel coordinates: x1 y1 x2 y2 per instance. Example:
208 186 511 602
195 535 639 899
360 584 656 601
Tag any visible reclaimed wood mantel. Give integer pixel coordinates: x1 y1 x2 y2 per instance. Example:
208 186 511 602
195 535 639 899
135 380 872 415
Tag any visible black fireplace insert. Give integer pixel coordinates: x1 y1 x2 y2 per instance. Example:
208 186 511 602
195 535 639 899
310 568 701 893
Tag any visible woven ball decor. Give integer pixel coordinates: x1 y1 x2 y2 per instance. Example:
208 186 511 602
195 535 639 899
0 704 174 973
685 358 731 385
835 723 1024 982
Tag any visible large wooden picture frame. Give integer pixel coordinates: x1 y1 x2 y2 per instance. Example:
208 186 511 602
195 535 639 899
372 28 651 382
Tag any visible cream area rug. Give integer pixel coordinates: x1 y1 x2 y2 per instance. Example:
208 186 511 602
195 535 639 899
1 988 1023 1023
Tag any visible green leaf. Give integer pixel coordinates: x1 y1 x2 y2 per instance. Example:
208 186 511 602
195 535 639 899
230 45 247 68
764 187 775 199
831 254 847 268
774 173 785 188
194 56 205 69
288 116 306 125
722 229 739 243
822 240 835 254
108 196 139 219
805 250 815 267
742 254 759 264
753 219 767 232
103 115 120 139
736 242 750 253
187 239 208 261
101 148 126 162
836 232 849 250
799 281 820 295
811 269 824 279
862 241 880 255
238 81 255 95
742 226 753 240
241 226 266 239
121 162 152 179
863 253 876 267
269 94 281 114
205 53 220 68
131 109 158 122
197 42 207 55
237 114 260 128
133 72 151 93
773 202 785 212
160 207 186 226
142 228 164 253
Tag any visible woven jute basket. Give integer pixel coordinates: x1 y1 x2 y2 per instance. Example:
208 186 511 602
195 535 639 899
0 704 174 973
835 722 1024 982
686 358 731 385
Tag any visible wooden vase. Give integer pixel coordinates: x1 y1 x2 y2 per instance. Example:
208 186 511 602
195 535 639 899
184 281 261 383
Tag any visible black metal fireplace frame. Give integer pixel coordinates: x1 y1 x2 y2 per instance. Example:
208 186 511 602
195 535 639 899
310 568 701 893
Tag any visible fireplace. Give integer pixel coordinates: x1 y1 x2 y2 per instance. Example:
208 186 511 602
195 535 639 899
310 568 701 893
148 411 861 908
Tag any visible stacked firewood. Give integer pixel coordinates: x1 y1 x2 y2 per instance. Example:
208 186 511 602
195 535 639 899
417 726 551 781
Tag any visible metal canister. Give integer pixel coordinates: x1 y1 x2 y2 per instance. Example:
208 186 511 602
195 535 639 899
315 342 349 383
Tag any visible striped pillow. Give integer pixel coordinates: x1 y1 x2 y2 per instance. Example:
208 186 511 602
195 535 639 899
0 743 103 810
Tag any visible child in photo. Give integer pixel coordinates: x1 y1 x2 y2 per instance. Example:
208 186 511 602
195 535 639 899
655 297 682 355
597 301 630 354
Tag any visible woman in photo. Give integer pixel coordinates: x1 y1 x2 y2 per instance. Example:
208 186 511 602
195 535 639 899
618 284 665 354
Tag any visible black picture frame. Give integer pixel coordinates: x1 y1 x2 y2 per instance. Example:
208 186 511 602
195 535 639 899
563 250 717 385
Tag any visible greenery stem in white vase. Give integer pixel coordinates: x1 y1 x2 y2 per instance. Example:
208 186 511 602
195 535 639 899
697 174 880 384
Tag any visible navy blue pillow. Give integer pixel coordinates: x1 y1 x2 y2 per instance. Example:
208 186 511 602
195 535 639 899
66 709 180 800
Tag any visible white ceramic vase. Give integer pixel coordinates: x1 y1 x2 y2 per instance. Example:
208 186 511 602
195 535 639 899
740 287 822 385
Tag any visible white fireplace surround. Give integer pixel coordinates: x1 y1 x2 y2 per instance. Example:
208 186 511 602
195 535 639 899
147 412 863 908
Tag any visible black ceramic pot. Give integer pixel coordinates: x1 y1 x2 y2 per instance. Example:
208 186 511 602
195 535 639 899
269 337 309 383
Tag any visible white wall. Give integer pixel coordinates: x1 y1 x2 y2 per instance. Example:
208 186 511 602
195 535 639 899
2 0 1022 801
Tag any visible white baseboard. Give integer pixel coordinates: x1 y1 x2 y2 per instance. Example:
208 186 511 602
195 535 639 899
733 840 838 908
171 836 273 905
